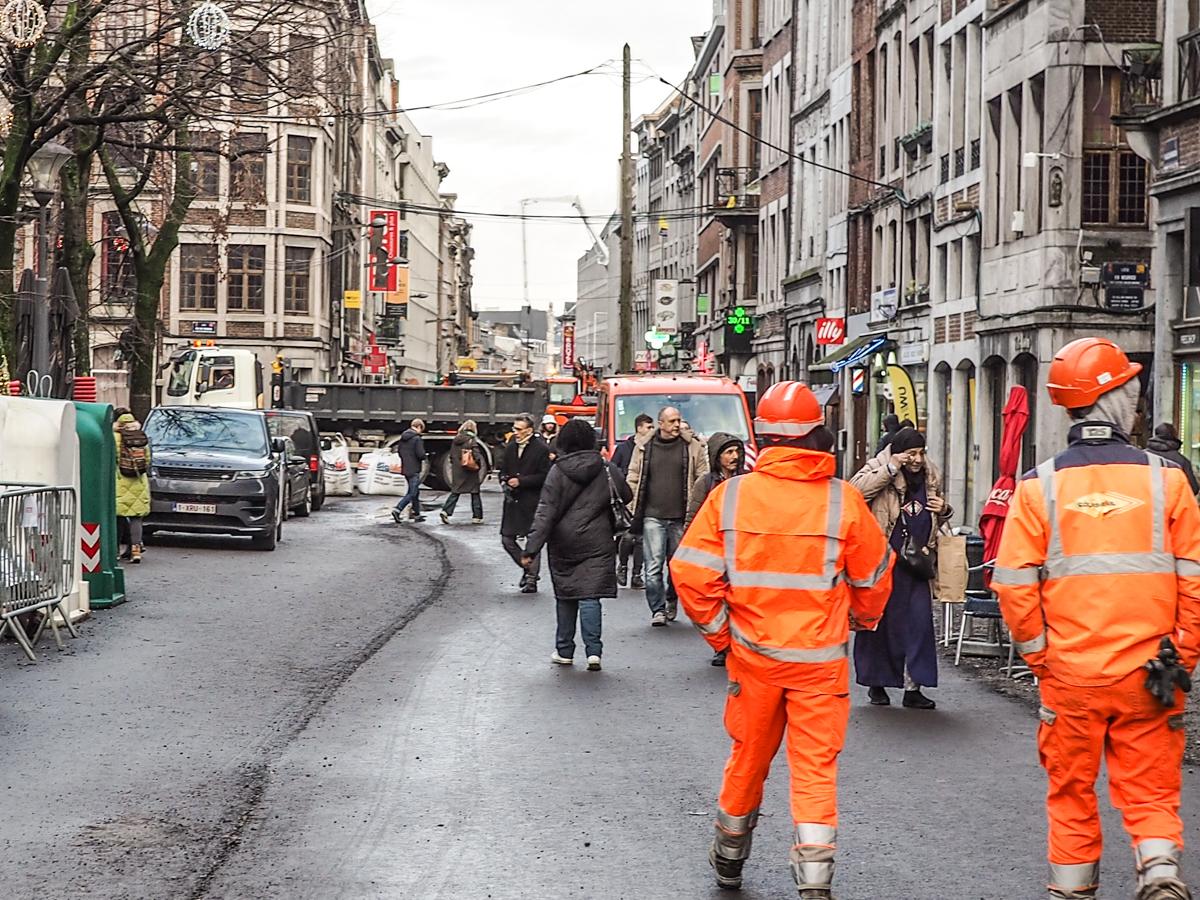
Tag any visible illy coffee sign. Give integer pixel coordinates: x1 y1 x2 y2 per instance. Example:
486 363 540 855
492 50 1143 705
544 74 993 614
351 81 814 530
816 317 846 345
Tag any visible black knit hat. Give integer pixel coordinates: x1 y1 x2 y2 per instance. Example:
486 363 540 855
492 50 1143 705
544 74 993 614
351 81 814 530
890 427 926 454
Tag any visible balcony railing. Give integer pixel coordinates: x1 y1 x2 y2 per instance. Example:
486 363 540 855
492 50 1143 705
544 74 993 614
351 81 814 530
1120 46 1162 115
1181 30 1200 103
712 167 760 219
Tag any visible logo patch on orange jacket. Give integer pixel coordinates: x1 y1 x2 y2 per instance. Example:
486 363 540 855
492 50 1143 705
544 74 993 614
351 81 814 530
1064 492 1145 519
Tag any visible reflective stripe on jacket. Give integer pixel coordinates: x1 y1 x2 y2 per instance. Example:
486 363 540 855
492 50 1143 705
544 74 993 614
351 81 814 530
993 424 1200 686
670 446 894 692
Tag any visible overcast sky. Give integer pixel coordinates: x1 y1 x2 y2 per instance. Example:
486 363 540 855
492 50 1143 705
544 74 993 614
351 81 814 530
365 0 713 321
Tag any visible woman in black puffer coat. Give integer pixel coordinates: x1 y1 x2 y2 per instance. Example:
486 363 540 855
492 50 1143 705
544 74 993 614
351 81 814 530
523 418 632 671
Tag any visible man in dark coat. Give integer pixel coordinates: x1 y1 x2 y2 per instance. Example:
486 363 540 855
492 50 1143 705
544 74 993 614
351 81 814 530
499 413 553 592
523 418 632 670
875 414 901 455
612 413 654 587
1148 422 1200 495
390 418 427 523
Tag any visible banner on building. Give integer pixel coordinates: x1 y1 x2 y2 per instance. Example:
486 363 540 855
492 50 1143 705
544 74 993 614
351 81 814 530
561 324 575 372
368 209 401 292
653 279 680 334
886 365 918 424
386 267 410 305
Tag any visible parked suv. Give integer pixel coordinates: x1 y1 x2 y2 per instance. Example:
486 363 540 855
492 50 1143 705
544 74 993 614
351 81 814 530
265 409 327 510
143 406 287 550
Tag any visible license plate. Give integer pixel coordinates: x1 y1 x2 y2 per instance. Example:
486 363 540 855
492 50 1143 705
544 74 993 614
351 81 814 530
173 502 217 515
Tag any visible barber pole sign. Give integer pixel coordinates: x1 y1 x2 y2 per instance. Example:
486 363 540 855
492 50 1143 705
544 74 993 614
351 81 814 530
81 523 100 574
815 317 846 346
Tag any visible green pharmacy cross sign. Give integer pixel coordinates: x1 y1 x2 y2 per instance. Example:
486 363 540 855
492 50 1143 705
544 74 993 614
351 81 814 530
727 307 753 335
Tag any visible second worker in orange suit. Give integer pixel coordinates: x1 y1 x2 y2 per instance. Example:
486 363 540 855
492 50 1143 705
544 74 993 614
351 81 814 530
994 337 1200 900
670 382 894 899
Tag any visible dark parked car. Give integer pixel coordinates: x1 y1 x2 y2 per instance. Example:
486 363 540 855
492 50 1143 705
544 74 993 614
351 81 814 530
265 409 327 510
143 406 291 550
279 436 313 518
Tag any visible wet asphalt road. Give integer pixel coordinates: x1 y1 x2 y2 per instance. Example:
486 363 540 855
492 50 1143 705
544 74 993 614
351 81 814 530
1 488 1198 899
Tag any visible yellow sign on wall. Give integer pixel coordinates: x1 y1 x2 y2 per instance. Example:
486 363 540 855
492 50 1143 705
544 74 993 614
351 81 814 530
343 290 362 310
386 267 410 305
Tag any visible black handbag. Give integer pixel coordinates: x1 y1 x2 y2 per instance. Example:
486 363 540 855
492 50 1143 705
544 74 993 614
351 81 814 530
606 466 633 533
897 510 936 580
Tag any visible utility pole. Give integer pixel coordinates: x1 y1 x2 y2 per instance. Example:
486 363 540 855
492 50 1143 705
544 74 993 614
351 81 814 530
618 43 633 373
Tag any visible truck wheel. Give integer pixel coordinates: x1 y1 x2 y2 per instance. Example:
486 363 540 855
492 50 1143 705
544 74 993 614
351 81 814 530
434 450 454 492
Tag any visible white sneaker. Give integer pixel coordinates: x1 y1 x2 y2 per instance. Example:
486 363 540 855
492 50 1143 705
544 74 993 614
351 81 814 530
551 652 573 665
587 656 602 671
651 612 667 627
439 511 450 525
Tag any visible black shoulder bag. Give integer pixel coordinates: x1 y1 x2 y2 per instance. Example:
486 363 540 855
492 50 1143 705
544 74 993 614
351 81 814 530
897 509 936 580
606 465 634 534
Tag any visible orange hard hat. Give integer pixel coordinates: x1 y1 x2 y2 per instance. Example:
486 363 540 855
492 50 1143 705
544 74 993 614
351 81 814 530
754 381 824 437
1046 337 1142 409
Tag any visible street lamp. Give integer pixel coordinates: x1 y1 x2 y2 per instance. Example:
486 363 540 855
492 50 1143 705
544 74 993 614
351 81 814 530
26 140 72 376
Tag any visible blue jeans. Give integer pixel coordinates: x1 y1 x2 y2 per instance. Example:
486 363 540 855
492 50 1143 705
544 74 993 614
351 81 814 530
642 517 684 615
556 598 602 658
392 475 422 516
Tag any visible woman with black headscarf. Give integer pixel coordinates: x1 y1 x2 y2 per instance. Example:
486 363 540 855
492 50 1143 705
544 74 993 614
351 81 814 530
849 427 953 709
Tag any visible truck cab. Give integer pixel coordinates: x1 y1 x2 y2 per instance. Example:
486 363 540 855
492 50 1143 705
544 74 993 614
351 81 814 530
596 374 757 457
160 345 265 410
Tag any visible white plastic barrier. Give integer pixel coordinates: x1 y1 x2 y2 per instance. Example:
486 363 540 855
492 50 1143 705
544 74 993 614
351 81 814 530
0 396 88 621
321 433 354 496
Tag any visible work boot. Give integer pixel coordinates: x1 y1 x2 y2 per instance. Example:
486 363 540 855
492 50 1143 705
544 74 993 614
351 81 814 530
130 544 142 565
711 649 728 667
1136 880 1193 900
1049 890 1097 899
708 846 745 890
521 577 538 594
867 687 890 706
902 689 936 709
665 599 678 621
631 574 645 590
1136 841 1191 900
616 564 628 586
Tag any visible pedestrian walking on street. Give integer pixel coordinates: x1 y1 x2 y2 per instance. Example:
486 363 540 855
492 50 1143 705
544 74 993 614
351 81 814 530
113 409 151 564
390 418 427 523
671 382 893 898
612 413 654 588
685 430 746 667
1147 422 1200 496
539 414 560 458
440 420 485 524
849 427 952 709
523 418 631 672
875 414 901 455
499 413 553 593
994 338 1200 900
626 405 709 626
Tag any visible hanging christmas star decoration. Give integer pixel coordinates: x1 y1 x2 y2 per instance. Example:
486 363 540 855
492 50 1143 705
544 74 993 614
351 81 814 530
0 0 47 49
186 1 231 51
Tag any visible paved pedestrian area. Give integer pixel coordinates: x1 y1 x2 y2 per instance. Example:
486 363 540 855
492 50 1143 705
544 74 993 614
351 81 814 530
1 491 1197 898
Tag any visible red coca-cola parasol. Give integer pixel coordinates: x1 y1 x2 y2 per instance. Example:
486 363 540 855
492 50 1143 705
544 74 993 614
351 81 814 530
980 386 1030 582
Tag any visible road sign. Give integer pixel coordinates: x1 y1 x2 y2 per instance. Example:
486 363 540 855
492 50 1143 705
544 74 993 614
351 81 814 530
343 290 361 310
1101 261 1150 286
816 317 846 345
81 523 100 574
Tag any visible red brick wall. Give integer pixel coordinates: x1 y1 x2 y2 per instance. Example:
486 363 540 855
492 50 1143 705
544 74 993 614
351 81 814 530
846 214 873 315
849 0 877 208
1083 0 1156 43
1160 118 1200 173
762 166 788 205
698 220 723 269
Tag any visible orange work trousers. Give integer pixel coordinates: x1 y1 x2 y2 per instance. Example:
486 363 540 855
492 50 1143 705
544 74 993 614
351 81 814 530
718 670 850 826
1038 668 1187 869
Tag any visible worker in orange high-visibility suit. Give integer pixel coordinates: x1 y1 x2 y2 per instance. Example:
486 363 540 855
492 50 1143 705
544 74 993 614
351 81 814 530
994 337 1200 900
670 381 894 899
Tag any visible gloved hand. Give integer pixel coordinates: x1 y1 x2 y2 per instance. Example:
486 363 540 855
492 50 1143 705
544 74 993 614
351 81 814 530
1144 637 1194 708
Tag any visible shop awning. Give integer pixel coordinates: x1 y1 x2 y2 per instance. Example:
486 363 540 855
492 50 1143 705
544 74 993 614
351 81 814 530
811 334 892 373
811 384 838 407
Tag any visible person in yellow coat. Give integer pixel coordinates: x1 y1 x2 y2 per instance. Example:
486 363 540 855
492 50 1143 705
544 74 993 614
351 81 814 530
113 409 151 563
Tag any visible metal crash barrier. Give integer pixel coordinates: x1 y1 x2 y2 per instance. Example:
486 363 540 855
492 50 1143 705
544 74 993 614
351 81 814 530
0 484 80 660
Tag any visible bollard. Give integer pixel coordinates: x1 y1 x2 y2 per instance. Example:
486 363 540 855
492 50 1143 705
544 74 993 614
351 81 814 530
73 401 126 608
7 380 21 396
73 375 97 402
